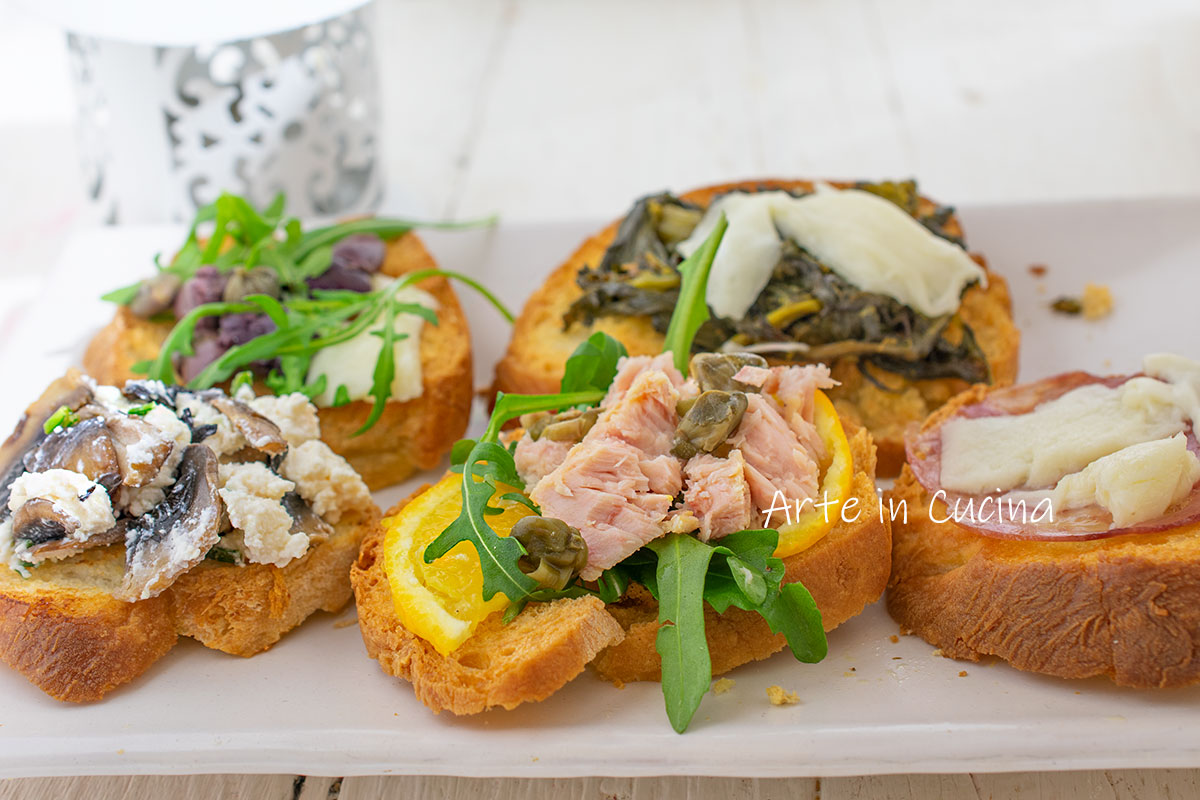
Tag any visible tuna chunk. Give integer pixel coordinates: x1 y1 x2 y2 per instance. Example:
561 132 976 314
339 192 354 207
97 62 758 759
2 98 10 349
729 393 821 516
530 437 676 580
602 353 685 407
514 434 573 487
761 364 837 462
680 451 755 541
530 365 683 579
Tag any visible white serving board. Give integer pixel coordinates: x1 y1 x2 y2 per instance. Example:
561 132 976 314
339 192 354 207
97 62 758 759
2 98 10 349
1 199 1199 779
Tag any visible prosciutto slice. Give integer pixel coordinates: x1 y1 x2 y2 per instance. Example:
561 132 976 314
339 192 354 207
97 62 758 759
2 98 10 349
907 372 1200 541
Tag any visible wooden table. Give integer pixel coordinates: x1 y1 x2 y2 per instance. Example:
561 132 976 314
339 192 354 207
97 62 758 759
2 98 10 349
1 0 1198 796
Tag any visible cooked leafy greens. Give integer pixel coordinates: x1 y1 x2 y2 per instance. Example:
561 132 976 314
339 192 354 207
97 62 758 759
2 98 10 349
564 179 990 385
104 192 506 434
425 217 827 732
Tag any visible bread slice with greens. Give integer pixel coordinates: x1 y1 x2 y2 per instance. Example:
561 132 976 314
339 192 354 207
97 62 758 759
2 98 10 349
84 193 503 489
495 178 1020 476
0 370 378 701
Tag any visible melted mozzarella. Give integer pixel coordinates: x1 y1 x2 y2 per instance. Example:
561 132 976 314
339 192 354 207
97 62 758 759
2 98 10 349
307 286 438 407
676 186 986 320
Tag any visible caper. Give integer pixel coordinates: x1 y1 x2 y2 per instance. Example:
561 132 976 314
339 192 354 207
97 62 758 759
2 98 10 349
670 389 748 459
511 516 589 591
223 266 280 303
128 272 183 317
525 407 599 443
690 352 769 393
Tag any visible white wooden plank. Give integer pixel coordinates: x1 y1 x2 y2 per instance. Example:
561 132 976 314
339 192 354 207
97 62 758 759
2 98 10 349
450 0 765 222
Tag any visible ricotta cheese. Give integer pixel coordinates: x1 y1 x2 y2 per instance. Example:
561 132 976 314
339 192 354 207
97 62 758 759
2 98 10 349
248 392 321 447
676 186 986 320
218 462 308 568
8 469 116 539
122 404 193 516
306 286 438 408
176 396 245 457
281 439 370 524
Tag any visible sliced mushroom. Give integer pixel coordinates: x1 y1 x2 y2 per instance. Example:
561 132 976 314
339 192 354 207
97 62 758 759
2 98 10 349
281 491 333 544
205 394 287 457
121 380 179 408
105 415 173 488
12 498 77 546
22 517 126 561
118 444 222 601
0 373 92 512
690 352 769 393
23 417 121 493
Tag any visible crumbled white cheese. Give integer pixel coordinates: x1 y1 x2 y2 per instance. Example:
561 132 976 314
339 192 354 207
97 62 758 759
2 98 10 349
1047 433 1200 527
86 381 134 413
8 469 116 539
176 396 245 457
248 392 321 447
306 286 437 407
0 518 15 572
281 439 370 524
218 462 308 568
677 186 986 320
121 405 193 516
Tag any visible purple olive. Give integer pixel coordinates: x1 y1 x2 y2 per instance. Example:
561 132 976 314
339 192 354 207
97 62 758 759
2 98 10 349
218 312 277 348
174 266 229 327
175 332 228 383
306 264 372 293
331 233 386 273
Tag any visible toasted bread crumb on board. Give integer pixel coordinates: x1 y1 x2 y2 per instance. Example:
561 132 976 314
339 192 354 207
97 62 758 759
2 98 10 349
766 685 800 706
711 677 736 695
959 670 969 677
1082 283 1114 319
889 634 900 644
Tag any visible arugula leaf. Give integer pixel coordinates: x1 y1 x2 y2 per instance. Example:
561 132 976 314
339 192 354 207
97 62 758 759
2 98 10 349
560 332 628 394
354 303 402 436
661 212 728 375
647 533 717 734
758 582 827 663
101 283 141 305
422 440 540 603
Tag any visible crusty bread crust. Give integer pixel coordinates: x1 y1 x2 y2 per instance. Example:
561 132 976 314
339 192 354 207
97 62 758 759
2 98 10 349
351 492 625 715
0 506 379 702
83 233 472 490
353 425 890 709
591 425 891 683
887 386 1200 688
493 178 1020 477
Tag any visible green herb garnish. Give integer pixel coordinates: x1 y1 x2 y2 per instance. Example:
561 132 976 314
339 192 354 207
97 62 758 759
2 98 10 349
103 192 506 434
126 404 155 417
43 405 80 434
661 212 727 376
230 370 255 396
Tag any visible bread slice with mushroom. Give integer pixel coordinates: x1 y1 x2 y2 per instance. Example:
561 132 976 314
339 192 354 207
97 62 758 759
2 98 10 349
0 371 379 702
83 232 472 490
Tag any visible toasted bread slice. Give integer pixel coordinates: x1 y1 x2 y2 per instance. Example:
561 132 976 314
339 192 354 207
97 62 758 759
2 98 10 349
494 179 1020 477
83 233 472 490
352 426 889 710
0 505 378 702
591 425 890 683
886 386 1200 688
350 492 624 715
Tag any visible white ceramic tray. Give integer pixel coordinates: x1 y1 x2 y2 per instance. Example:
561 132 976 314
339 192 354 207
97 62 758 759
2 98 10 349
1 198 1199 779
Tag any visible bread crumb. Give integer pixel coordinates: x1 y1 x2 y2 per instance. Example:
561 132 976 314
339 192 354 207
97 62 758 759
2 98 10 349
333 614 359 629
1082 283 1114 320
766 686 800 706
1028 264 1048 277
931 649 945 657
958 670 969 677
711 677 735 695
889 635 899 644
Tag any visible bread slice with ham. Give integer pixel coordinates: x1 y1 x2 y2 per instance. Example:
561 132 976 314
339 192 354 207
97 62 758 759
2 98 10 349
888 366 1200 688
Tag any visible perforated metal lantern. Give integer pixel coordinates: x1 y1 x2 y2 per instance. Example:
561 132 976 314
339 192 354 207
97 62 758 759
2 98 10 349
64 1 381 223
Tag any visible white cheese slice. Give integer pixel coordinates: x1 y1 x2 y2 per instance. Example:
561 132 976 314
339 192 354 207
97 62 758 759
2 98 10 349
1048 433 1200 527
1144 352 1200 427
939 378 1190 494
676 191 787 320
307 286 438 408
675 186 986 321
